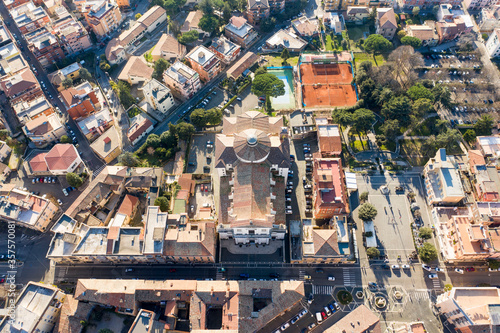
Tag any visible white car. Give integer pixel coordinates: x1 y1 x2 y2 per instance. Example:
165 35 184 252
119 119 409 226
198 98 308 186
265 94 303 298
62 188 68 196
391 265 400 269
435 267 444 273
286 210 292 214
422 264 432 271
402 265 410 269
280 323 290 331
328 276 335 281
125 268 133 272
57 199 62 205
455 268 464 274
428 274 438 279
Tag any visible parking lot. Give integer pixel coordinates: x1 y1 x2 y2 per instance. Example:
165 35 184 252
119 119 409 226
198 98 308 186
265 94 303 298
189 183 214 219
230 85 260 117
186 133 216 174
421 52 482 69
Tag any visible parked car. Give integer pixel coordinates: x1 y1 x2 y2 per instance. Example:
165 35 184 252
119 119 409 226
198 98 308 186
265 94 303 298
391 265 400 269
57 199 62 205
280 323 290 331
422 264 432 271
455 268 464 274
240 273 249 278
466 267 475 272
62 188 68 196
291 316 299 324
428 274 438 279
328 276 335 281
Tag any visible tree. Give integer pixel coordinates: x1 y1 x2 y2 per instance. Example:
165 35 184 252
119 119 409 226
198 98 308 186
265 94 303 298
363 34 392 54
152 58 169 81
380 119 400 140
432 5 440 17
199 15 219 33
419 227 433 239
99 329 115 333
171 122 195 141
281 48 290 63
352 108 375 133
388 46 424 90
444 284 453 292
412 6 420 16
99 61 111 72
331 109 352 127
419 242 438 262
190 108 208 127
376 87 393 107
432 84 451 106
366 247 380 259
474 115 494 136
260 17 276 32
397 30 407 40
66 172 83 187
400 36 422 49
118 152 139 167
251 73 285 110
79 68 92 81
407 83 433 101
381 96 412 126
359 191 369 202
463 129 477 143
62 77 73 89
154 196 170 212
254 67 267 76
178 30 199 44
135 13 142 20
358 203 378 221
199 0 214 15
146 133 161 148
412 98 434 117
436 129 461 151
223 3 232 22
160 131 177 149
60 135 72 143
117 81 135 109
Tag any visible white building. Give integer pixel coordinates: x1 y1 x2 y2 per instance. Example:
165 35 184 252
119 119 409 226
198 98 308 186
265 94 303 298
141 78 175 114
486 28 500 58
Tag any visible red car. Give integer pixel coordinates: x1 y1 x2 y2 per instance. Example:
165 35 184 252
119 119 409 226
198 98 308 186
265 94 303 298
169 268 176 273
466 267 475 272
205 185 209 192
321 312 327 320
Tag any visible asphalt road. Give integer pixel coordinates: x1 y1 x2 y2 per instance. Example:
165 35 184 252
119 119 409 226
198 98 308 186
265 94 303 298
0 2 105 172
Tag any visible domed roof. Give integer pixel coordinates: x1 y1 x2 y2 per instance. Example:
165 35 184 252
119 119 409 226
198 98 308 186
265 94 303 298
233 129 271 163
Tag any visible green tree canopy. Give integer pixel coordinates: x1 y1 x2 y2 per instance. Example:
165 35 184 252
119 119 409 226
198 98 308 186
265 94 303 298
118 152 140 167
145 133 161 148
251 73 285 104
66 172 83 187
363 34 392 54
154 196 170 212
281 48 290 62
352 108 375 133
432 84 451 106
79 68 92 81
412 98 434 117
199 0 214 15
170 122 195 141
397 30 406 41
190 108 223 127
254 67 267 76
178 30 199 44
463 129 477 143
135 13 142 19
401 36 422 49
117 81 134 109
160 131 177 149
260 17 276 32
407 83 434 101
381 96 412 126
60 135 72 144
474 115 494 136
199 15 219 33
380 119 400 140
62 77 73 89
366 247 380 259
331 109 352 127
412 6 420 16
358 203 378 221
152 58 170 81
419 227 433 239
223 3 232 22
419 242 438 262
359 191 369 202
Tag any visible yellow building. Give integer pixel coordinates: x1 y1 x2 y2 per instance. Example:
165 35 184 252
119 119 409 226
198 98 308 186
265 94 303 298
84 0 122 39
90 126 122 163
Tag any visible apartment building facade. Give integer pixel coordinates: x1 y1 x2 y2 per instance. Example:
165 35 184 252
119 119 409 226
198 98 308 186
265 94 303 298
225 16 258 47
23 113 67 147
84 0 122 39
52 13 93 55
163 61 201 100
186 45 222 82
25 28 65 69
486 28 500 58
246 0 270 25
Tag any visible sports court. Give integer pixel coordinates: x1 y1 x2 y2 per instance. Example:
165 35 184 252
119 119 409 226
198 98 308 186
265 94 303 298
299 60 357 108
268 68 295 110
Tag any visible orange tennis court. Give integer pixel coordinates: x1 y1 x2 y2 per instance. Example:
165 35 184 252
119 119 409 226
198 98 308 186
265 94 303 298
300 63 353 85
302 84 358 108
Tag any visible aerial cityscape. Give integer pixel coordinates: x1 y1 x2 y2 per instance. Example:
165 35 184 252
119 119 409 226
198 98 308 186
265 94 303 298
0 0 500 330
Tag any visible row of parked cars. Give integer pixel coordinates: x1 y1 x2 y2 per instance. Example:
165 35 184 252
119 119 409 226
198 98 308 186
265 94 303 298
32 177 57 184
62 186 77 197
276 308 308 332
316 302 340 323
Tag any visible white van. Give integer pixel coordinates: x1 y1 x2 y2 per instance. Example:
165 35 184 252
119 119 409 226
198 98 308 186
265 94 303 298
315 312 323 323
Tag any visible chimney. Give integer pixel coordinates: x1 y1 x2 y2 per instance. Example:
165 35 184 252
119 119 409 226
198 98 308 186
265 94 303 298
104 137 111 144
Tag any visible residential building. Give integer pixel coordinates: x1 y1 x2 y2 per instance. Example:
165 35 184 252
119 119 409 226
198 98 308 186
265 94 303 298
27 143 83 176
346 6 370 24
268 0 285 13
163 60 201 100
25 27 65 69
300 218 351 263
77 109 114 141
12 96 53 124
0 41 28 80
3 0 31 10
291 17 320 38
105 5 167 64
312 158 349 219
486 28 500 58
324 305 380 333
23 113 67 148
436 287 500 332
469 154 500 202
209 36 241 64
0 187 59 231
128 113 154 146
0 141 12 163
225 16 258 48
48 62 82 91
214 111 290 245
477 135 500 157
405 24 439 46
265 29 307 52
84 0 122 39
53 295 94 333
226 51 259 80
128 309 165 333
478 6 500 34
0 69 43 104
90 125 122 163
316 118 342 156
117 56 154 84
150 34 186 62
43 0 63 15
0 282 65 333
180 10 205 36
60 81 101 120
324 0 340 11
52 13 92 55
0 163 11 181
376 8 397 40
464 0 499 11
186 45 221 82
397 0 463 10
423 148 466 205
142 78 175 115
324 12 342 34
435 5 473 42
246 0 270 25
11 1 51 34
72 279 304 333
115 0 129 7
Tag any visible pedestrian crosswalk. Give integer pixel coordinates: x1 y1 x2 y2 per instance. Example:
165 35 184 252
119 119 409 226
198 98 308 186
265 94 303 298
312 284 333 295
216 271 223 280
343 269 356 286
431 278 441 290
409 290 430 301
93 165 106 178
299 270 305 280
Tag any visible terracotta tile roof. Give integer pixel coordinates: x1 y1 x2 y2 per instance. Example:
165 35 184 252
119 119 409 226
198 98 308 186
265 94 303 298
248 0 269 9
178 174 195 194
312 229 340 256
182 10 203 32
127 117 153 143
151 34 186 60
324 305 381 333
25 114 53 135
1 69 38 97
117 194 139 216
378 8 397 30
117 56 154 82
45 144 79 171
229 16 247 29
105 38 124 62
29 152 49 172
54 295 93 333
469 150 486 169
